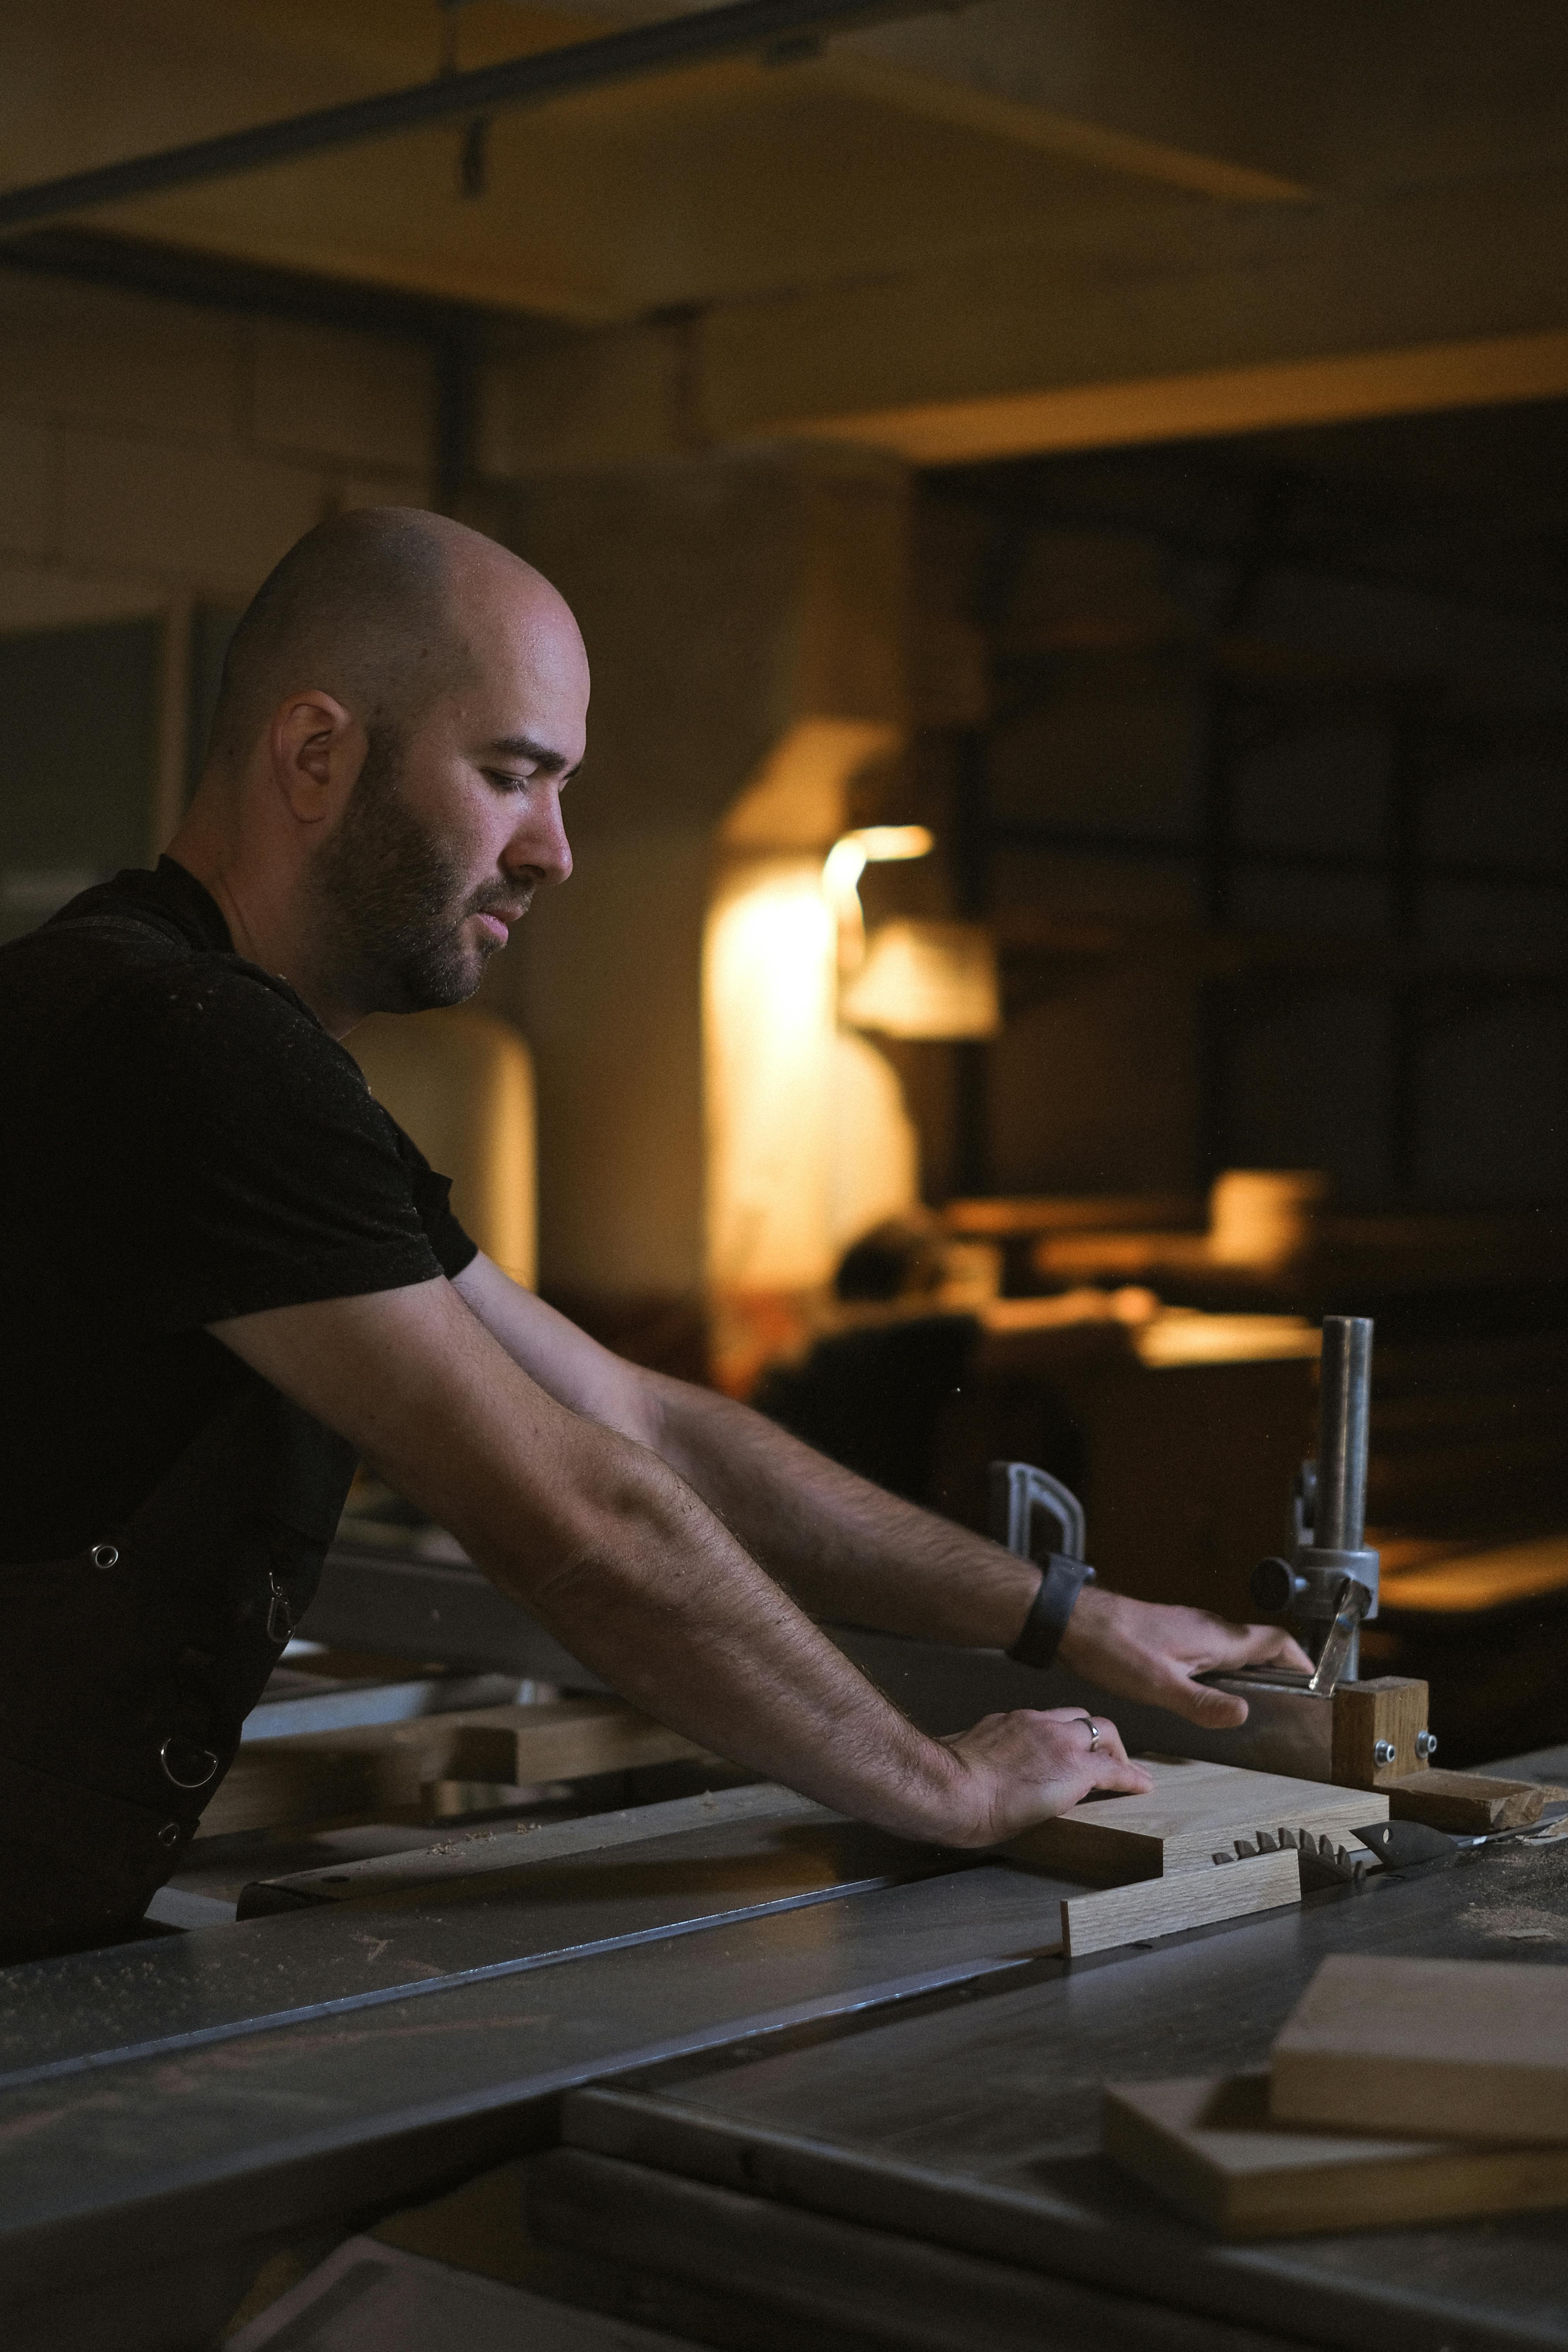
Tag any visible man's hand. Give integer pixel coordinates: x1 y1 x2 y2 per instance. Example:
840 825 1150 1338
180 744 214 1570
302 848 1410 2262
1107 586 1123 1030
938 1708 1152 1847
1058 1587 1313 1729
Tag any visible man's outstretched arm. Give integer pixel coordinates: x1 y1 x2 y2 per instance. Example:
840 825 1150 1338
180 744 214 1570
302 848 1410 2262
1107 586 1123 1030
452 1255 1312 1729
213 1275 1151 1847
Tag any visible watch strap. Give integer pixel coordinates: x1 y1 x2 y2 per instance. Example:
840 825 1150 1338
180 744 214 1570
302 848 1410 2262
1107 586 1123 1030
1007 1553 1096 1670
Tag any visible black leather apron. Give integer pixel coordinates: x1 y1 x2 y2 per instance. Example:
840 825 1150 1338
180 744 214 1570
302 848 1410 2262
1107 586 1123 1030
0 1383 356 1963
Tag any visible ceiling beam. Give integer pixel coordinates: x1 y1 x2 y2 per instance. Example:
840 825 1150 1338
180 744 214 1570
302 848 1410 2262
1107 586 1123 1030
0 0 939 236
816 56 1312 204
772 328 1568 467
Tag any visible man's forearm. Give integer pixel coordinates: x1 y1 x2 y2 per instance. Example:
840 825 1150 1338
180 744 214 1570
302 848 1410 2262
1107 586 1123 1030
463 1425 984 1841
643 1373 1039 1650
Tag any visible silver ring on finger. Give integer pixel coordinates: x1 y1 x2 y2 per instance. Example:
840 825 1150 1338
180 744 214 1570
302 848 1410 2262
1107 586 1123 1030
1079 1715 1100 1753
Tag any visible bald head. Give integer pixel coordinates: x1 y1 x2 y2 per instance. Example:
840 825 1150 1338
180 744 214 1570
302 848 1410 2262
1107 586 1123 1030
174 507 587 1032
205 506 573 780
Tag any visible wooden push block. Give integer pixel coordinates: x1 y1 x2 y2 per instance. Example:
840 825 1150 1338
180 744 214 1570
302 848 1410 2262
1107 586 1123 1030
1005 1756 1384 1884
1271 1955 1568 2144
1328 1676 1430 1789
1384 1768 1544 1835
1061 1848 1300 1959
1104 2071 1568 2238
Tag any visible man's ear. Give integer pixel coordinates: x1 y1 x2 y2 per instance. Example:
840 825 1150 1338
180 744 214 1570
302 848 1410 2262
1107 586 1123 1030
268 691 365 828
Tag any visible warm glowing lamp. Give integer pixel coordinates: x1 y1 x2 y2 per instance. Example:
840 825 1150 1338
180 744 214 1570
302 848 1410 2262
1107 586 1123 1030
822 826 933 970
839 920 1001 1040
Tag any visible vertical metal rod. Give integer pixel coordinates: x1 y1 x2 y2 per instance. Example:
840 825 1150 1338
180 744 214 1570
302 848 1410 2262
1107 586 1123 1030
1315 1316 1373 1553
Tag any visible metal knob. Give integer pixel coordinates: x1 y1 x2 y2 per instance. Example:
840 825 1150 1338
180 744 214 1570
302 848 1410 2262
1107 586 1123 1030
1416 1729 1438 1759
1372 1739 1396 1765
1251 1555 1302 1614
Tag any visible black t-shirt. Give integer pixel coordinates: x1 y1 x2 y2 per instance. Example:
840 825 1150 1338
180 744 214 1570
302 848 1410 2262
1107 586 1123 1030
0 857 477 1562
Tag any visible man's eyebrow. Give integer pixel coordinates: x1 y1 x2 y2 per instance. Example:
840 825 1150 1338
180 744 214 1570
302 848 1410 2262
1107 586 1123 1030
484 734 581 780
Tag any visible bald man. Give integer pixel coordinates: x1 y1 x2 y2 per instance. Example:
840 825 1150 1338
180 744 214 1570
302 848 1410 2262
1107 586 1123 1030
0 508 1306 1959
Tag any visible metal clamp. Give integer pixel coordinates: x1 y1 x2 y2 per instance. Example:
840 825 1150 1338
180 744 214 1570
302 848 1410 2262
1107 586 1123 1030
988 1461 1085 1565
1251 1316 1380 1680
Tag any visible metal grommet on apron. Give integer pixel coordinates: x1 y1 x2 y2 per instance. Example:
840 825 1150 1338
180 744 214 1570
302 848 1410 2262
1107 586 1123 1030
0 1383 357 1958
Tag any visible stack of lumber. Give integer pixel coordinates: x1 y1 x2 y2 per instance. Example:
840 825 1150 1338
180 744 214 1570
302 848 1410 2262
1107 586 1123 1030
198 1696 714 1839
1106 1953 1568 2236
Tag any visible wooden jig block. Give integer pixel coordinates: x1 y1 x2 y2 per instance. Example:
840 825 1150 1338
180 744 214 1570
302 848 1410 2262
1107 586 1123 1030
1384 1768 1544 1835
1328 1675 1432 1789
1104 2071 1568 2238
1271 1955 1568 2144
1005 1756 1385 1884
1061 1847 1300 1959
1193 1671 1432 1790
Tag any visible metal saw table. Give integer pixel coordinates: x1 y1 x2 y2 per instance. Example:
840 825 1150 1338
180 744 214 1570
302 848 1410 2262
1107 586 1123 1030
0 1589 1564 2352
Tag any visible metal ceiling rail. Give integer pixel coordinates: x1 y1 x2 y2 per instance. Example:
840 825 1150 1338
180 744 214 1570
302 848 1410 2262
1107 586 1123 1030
0 0 947 235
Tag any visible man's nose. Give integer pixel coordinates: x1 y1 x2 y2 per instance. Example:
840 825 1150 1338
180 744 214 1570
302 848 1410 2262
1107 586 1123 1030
508 788 573 887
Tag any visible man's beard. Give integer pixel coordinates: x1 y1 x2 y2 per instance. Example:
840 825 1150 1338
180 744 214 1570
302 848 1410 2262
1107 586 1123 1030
312 729 524 1013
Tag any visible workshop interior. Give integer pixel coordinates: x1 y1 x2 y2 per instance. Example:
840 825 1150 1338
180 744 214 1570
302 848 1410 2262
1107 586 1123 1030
4 3 1568 2348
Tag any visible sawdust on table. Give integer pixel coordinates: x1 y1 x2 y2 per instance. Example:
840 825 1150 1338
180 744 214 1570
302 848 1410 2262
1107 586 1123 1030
1458 1901 1568 1944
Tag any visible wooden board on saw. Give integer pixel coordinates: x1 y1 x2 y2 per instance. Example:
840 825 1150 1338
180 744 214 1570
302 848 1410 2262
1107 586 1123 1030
1005 1757 1386 1884
1271 1955 1568 2144
1104 2071 1568 2238
1062 1848 1300 1959
199 1697 714 1839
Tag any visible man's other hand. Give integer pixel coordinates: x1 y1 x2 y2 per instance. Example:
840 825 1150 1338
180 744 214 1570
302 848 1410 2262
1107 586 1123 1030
938 1708 1153 1846
1058 1588 1314 1729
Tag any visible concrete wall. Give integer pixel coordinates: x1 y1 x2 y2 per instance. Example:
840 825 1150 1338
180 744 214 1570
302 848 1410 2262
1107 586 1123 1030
0 267 435 841
478 447 908 1299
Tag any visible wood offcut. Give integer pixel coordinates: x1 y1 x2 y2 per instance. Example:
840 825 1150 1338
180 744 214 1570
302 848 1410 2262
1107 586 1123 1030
1384 1769 1545 1834
1104 2071 1568 2238
1061 1848 1300 1959
1271 1954 1568 2144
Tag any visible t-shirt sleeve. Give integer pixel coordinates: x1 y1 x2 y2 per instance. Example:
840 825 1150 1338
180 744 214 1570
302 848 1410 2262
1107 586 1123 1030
56 959 478 1332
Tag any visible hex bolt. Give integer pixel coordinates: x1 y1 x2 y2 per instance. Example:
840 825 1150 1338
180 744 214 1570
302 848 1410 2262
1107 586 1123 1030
1416 1729 1438 1759
1372 1739 1397 1765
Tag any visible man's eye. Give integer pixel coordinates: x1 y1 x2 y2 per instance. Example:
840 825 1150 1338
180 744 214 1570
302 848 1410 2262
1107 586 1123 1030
486 770 531 792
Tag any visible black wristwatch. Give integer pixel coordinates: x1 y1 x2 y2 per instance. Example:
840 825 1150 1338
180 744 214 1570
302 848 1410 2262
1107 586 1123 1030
1007 1553 1097 1670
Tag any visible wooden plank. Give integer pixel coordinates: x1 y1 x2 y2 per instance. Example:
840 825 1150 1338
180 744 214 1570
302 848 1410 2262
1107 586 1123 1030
1005 1758 1385 1884
1385 1770 1545 1834
199 1698 712 1840
1271 1956 1568 2144
1330 1678 1431 1790
1061 1849 1300 1960
1104 2072 1568 2239
240 1784 832 1910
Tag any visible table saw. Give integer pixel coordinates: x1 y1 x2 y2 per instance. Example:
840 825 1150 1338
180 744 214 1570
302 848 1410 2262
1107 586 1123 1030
3 1322 1567 2351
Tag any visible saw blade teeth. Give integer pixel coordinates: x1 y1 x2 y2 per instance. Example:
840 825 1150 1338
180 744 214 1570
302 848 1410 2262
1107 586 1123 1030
1233 1838 1258 1858
1278 1828 1299 1848
1213 1850 1237 1865
1256 1830 1279 1851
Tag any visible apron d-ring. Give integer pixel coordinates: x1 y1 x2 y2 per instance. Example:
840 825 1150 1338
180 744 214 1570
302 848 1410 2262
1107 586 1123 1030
266 1574 296 1645
160 1737 220 1790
